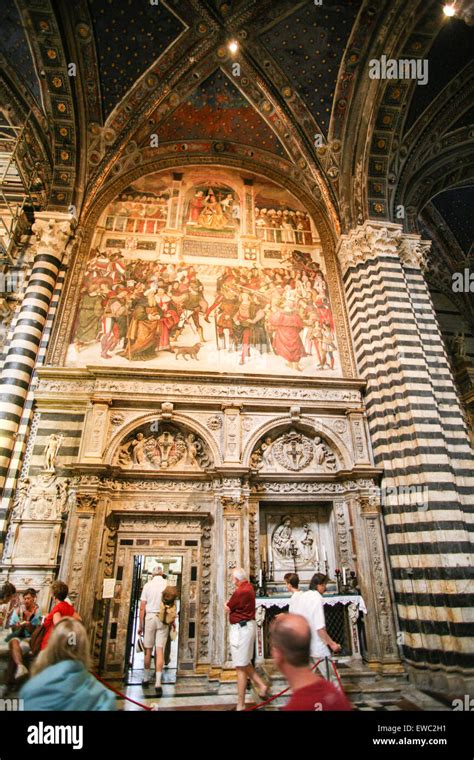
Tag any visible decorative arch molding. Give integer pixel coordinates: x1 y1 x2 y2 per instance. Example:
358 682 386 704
72 1 339 226
47 153 357 377
400 142 474 231
242 415 350 471
335 0 436 229
392 62 474 224
105 411 222 469
15 0 79 210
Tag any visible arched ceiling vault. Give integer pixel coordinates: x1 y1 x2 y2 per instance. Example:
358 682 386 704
4 0 472 257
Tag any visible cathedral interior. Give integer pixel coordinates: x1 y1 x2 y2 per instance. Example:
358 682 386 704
0 0 473 713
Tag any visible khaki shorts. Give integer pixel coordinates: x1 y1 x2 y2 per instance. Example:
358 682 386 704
143 613 169 650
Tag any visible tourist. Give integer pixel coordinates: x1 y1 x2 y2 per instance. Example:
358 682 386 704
41 580 81 652
138 565 168 696
270 613 352 711
20 617 116 711
6 587 42 680
225 567 270 710
0 582 17 628
284 572 303 614
298 572 341 682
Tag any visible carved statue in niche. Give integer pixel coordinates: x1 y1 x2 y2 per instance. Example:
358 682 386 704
131 432 147 465
251 428 338 473
270 514 318 569
43 434 63 472
114 422 212 471
272 515 294 559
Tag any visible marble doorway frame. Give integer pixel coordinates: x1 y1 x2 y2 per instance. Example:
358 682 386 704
97 509 212 679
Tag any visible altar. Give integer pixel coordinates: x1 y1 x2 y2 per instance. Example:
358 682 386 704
255 594 367 663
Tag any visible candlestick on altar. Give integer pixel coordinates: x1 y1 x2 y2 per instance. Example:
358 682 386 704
269 560 274 581
262 545 267 564
289 540 298 574
342 567 347 586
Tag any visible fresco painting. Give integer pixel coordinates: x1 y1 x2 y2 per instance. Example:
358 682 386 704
66 169 340 377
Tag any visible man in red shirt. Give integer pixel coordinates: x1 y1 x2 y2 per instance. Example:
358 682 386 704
225 568 269 710
271 613 352 711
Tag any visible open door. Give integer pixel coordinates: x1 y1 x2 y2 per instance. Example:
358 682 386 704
125 555 182 685
124 554 143 675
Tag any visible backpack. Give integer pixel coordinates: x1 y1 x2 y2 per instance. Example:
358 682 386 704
158 586 178 625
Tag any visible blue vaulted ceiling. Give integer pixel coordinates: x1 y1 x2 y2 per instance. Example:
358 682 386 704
259 0 362 136
432 186 474 255
87 0 185 119
404 17 474 135
1 0 42 106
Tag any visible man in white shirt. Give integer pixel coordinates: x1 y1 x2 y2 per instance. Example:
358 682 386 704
138 565 168 695
298 573 341 683
284 572 303 615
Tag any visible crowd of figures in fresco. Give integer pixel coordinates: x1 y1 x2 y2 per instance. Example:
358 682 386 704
255 208 313 245
71 249 337 372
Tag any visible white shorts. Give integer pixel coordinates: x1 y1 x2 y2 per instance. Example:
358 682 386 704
229 620 256 667
143 613 169 650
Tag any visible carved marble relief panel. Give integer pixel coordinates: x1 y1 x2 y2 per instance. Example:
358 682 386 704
250 427 339 474
260 502 335 582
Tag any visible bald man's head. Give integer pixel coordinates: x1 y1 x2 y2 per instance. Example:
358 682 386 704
270 613 311 668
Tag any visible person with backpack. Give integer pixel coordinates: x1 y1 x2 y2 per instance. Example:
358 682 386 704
138 565 169 696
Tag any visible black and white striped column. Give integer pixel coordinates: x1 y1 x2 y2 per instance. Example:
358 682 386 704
338 222 474 694
0 213 74 512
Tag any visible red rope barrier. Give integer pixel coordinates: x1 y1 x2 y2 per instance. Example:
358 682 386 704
93 673 154 711
93 657 345 712
244 659 323 711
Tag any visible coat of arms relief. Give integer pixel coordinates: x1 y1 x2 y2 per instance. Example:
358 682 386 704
113 423 213 471
250 428 338 473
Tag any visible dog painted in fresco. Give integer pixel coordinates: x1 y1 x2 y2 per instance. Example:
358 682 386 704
174 342 201 360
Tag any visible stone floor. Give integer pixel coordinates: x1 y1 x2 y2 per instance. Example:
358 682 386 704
109 666 451 712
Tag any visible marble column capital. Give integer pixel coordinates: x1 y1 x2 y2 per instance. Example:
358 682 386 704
336 221 431 275
31 211 76 257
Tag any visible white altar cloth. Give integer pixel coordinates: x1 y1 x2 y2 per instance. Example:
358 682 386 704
256 594 367 615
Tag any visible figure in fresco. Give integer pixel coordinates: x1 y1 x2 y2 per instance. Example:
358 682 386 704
74 285 103 350
231 292 269 365
269 293 306 371
100 289 130 359
319 322 336 370
68 184 338 375
188 190 205 224
196 188 232 229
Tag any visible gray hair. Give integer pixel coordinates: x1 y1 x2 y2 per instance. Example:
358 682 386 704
233 567 247 582
152 565 163 576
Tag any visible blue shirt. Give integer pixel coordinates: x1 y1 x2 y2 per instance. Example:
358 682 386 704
9 605 42 639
